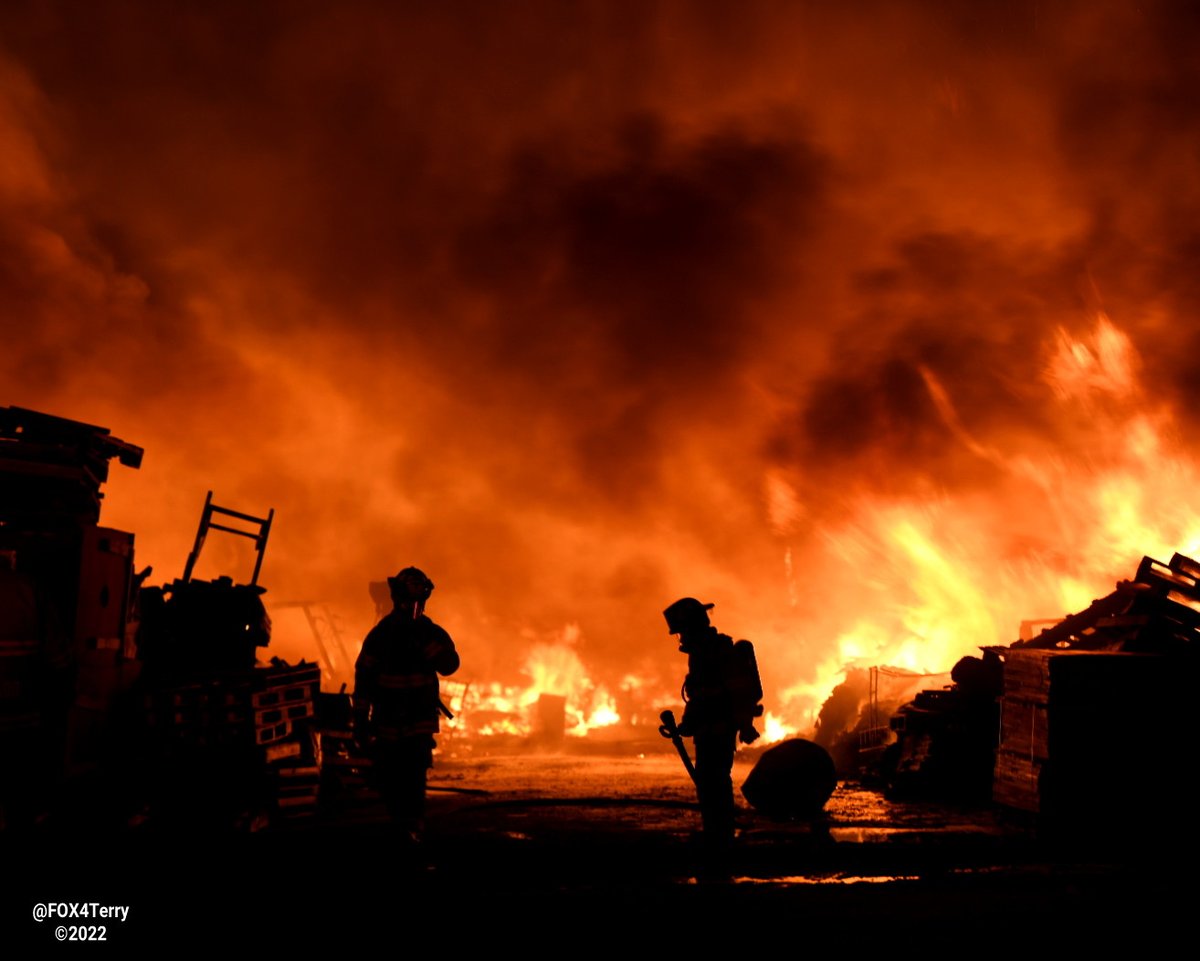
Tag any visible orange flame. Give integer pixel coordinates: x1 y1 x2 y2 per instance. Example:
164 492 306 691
765 312 1200 737
460 624 627 738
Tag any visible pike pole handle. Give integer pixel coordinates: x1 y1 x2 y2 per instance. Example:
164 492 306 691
658 709 698 785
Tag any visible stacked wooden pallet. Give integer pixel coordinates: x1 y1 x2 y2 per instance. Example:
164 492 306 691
142 659 323 823
994 648 1187 820
993 554 1198 823
252 662 319 746
271 724 321 820
254 661 321 819
144 676 255 750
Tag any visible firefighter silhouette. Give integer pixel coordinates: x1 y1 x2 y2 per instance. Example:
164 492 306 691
663 597 763 848
354 567 459 842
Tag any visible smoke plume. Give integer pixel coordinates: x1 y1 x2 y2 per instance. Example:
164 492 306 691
4 1 1200 725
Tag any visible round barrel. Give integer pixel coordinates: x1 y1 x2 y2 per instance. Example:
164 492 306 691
741 738 837 819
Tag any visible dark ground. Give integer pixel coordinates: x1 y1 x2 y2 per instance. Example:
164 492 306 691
3 744 1192 951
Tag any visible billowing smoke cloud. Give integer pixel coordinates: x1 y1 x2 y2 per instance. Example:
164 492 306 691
3 1 1200 722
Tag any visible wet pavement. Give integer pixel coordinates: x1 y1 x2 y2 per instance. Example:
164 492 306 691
4 747 1192 950
417 751 1036 866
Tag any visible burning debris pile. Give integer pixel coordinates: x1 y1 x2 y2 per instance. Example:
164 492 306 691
869 550 1200 822
806 664 953 784
883 653 1002 802
451 629 654 746
992 552 1200 828
1007 553 1200 655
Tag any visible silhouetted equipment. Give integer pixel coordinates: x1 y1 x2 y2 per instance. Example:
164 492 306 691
741 738 837 819
1 411 323 828
0 406 143 524
731 639 764 744
1 406 144 824
182 489 273 587
139 576 271 679
658 709 697 784
436 676 470 740
132 492 329 827
140 492 275 679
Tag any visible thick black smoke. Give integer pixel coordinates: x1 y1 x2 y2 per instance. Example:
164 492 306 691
3 1 1200 714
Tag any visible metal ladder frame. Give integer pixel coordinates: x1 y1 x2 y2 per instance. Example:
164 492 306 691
181 489 274 586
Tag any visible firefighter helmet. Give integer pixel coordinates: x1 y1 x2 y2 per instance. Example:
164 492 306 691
663 596 714 634
388 566 435 602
